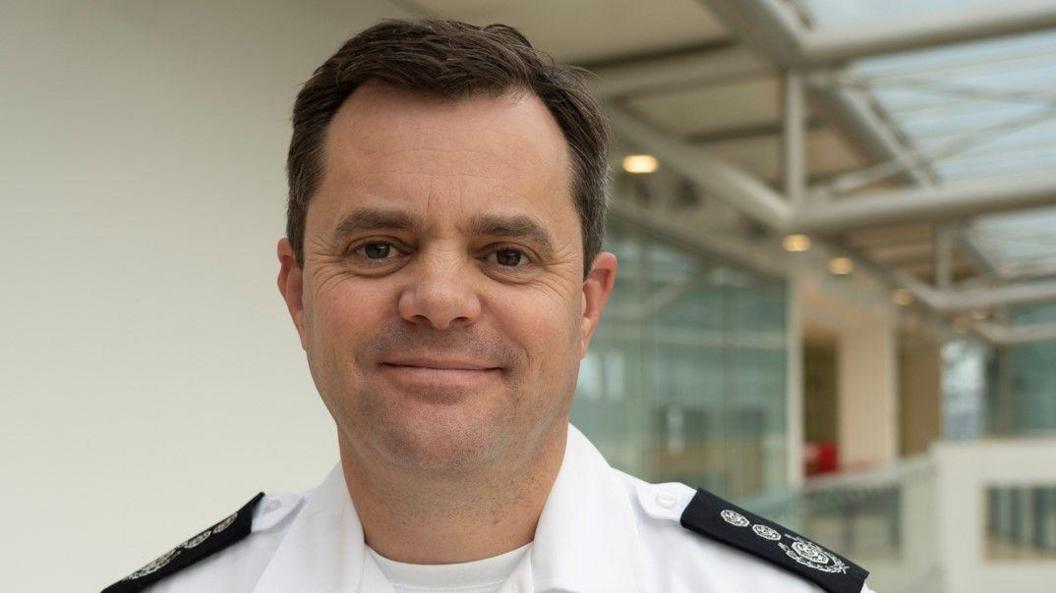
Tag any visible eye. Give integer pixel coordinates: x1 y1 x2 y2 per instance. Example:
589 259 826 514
487 247 529 268
361 242 392 260
347 240 405 267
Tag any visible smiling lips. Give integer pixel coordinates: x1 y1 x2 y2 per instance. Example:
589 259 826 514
383 357 498 371
380 357 502 387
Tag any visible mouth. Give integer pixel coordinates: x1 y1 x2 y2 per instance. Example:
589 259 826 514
381 357 501 371
379 357 503 388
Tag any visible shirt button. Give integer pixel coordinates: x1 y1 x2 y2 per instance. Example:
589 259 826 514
656 492 677 509
264 499 283 513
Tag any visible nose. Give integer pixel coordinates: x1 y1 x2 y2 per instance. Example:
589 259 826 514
397 249 482 330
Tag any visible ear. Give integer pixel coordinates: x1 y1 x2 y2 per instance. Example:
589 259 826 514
277 238 309 351
578 251 618 359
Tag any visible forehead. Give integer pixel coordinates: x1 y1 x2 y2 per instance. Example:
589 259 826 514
310 82 577 238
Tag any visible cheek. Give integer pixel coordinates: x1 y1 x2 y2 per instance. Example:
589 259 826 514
489 285 581 371
307 281 392 370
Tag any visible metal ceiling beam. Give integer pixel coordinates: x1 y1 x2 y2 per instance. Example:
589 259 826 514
696 0 801 67
607 102 1056 236
846 225 933 248
607 200 786 278
893 270 1056 313
700 0 1056 67
942 280 1056 312
606 105 792 230
973 320 1056 345
684 116 823 145
782 72 807 207
808 80 934 188
866 242 933 260
698 0 936 187
935 224 955 289
793 177 1056 234
827 246 1056 343
587 46 769 99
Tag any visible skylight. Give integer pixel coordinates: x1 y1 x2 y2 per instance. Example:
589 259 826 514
801 0 1056 279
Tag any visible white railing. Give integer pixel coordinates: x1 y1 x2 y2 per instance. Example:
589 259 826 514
932 438 1056 593
743 453 939 593
741 437 1056 593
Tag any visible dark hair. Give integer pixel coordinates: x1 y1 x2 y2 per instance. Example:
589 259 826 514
286 19 610 277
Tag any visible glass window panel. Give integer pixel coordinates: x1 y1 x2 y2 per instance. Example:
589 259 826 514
573 214 788 499
571 218 648 475
986 485 1056 559
942 339 987 439
1007 334 1056 436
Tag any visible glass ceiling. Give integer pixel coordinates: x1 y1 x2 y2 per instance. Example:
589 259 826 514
802 0 1002 28
965 206 1056 279
802 0 1056 279
847 30 1056 184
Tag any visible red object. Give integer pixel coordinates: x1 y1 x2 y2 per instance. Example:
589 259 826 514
804 441 838 476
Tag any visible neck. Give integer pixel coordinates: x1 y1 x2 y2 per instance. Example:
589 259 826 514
339 423 568 564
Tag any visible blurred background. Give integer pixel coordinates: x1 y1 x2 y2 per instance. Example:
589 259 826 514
3 1 1056 591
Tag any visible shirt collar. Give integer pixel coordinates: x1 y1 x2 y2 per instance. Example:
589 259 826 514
252 424 643 593
252 463 370 593
529 424 643 593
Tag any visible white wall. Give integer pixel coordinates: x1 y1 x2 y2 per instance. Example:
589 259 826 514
0 1 412 590
799 282 900 469
838 313 899 468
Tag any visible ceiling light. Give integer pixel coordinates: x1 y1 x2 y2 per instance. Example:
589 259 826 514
622 154 658 174
827 257 854 276
892 288 913 306
782 234 812 252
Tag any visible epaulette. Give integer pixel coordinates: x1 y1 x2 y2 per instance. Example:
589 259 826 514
101 492 265 593
680 488 868 593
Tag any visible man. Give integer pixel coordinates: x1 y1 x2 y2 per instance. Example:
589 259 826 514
103 19 874 593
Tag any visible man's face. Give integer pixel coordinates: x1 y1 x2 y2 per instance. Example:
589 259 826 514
277 82 616 474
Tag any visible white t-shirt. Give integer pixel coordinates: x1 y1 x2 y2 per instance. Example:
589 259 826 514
367 544 531 593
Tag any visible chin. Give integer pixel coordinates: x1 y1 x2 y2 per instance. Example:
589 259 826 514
370 409 512 474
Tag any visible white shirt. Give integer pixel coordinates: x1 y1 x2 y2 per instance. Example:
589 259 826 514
368 542 530 593
141 425 877 593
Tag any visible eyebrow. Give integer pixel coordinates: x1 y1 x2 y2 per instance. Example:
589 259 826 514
331 208 415 242
330 208 556 258
465 213 556 259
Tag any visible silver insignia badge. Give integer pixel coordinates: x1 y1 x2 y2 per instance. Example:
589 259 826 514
211 512 238 534
752 524 782 541
779 535 850 574
121 511 239 581
720 509 750 527
122 547 182 581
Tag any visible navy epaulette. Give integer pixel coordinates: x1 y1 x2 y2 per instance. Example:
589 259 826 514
101 492 265 593
680 488 869 593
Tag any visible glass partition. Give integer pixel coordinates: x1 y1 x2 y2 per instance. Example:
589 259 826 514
1006 339 1056 435
573 214 788 499
987 304 1056 436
